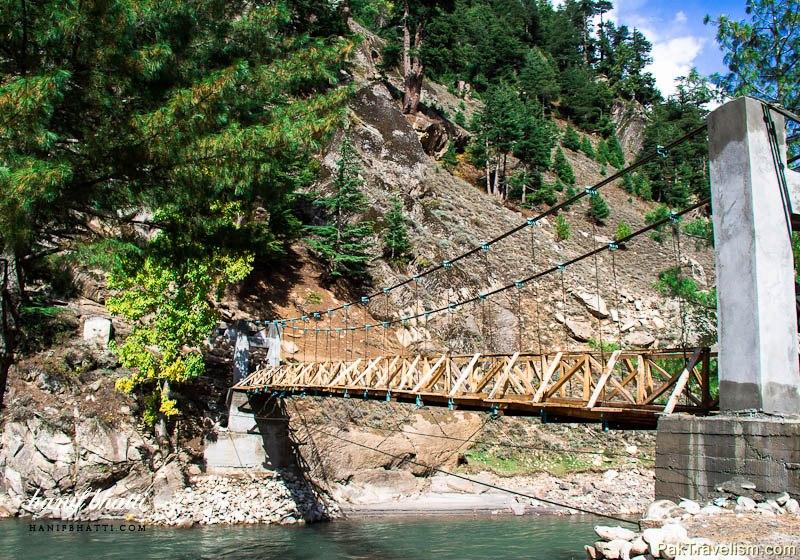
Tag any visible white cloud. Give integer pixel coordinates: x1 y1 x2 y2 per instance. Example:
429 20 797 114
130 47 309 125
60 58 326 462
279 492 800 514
649 36 706 97
603 2 707 98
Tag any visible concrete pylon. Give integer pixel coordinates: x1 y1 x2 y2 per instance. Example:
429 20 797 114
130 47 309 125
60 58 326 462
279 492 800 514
708 96 800 415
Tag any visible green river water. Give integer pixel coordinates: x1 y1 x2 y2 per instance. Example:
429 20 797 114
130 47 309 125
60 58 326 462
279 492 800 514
0 515 602 559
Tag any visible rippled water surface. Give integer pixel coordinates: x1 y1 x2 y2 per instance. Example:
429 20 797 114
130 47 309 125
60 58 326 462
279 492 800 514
1 515 601 560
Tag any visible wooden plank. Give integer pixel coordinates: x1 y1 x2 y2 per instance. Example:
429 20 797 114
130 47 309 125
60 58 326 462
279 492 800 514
330 359 362 386
350 357 383 387
532 352 563 402
487 353 520 399
663 349 703 414
412 354 448 392
449 353 481 397
644 348 702 405
586 350 622 408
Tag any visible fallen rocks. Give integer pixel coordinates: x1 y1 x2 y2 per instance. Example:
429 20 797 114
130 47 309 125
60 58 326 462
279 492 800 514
584 488 800 559
144 471 338 526
572 291 610 319
595 525 637 541
622 331 655 348
644 499 683 522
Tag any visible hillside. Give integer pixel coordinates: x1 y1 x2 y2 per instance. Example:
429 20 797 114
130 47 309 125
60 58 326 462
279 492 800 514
241 24 715 367
0 6 717 526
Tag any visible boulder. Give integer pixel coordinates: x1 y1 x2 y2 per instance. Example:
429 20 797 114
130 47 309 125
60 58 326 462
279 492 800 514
281 340 299 355
785 498 800 514
573 292 610 319
678 499 700 515
629 537 648 556
698 505 724 515
83 316 113 347
585 545 598 560
594 539 631 560
715 477 756 496
735 496 756 511
644 499 682 522
152 462 186 509
595 525 637 541
623 331 655 348
555 313 595 342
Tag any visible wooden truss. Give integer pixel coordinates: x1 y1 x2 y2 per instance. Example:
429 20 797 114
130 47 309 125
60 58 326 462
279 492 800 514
234 348 716 427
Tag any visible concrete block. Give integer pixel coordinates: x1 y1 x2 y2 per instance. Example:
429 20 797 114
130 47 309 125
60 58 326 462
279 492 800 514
709 97 800 414
655 414 800 501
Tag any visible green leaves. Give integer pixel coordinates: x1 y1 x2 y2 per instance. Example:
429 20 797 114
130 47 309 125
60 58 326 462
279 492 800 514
0 0 355 423
306 136 374 279
707 0 799 112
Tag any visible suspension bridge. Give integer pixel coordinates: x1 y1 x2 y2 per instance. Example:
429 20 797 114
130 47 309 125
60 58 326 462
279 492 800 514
220 96 800 502
232 97 800 429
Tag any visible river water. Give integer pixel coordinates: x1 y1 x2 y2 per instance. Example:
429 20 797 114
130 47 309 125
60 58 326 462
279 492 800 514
1 515 601 559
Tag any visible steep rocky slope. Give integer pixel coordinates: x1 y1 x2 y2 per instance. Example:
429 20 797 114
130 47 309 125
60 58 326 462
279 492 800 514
0 23 713 524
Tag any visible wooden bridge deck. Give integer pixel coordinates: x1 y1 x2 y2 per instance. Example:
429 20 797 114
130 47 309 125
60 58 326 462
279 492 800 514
233 348 717 428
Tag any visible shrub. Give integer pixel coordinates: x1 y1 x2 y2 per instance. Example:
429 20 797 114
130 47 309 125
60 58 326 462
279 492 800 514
555 214 570 241
588 192 610 223
615 220 632 241
644 205 672 242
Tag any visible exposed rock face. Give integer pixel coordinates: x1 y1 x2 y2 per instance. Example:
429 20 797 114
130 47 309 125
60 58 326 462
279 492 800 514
611 99 647 157
0 413 153 516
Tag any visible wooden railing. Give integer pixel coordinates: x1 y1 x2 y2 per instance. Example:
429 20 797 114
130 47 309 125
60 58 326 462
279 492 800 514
234 348 717 427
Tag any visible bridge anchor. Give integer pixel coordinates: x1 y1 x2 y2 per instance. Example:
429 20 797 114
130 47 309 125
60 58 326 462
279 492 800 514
655 97 800 501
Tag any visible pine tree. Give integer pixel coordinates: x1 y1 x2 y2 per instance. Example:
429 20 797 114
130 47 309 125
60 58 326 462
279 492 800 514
596 138 610 165
553 147 576 186
562 126 581 151
588 192 611 223
580 135 596 159
383 196 412 263
307 137 374 279
607 133 626 169
0 0 351 412
519 48 561 108
707 0 799 115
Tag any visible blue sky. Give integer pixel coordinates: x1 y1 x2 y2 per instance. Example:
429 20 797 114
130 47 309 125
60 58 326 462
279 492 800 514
557 0 749 97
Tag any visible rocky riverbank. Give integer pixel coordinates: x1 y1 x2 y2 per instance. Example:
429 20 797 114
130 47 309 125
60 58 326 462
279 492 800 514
584 478 800 560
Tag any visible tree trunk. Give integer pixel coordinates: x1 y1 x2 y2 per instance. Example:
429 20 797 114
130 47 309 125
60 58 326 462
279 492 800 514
501 153 508 200
493 160 501 198
401 1 424 114
0 242 22 410
485 140 491 195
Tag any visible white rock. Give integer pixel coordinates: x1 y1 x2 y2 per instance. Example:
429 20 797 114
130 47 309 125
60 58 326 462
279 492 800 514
785 498 799 514
735 496 756 511
629 537 648 556
83 316 113 346
644 499 682 521
573 291 610 318
774 492 790 506
595 540 625 560
281 340 299 354
594 525 637 542
678 499 701 515
698 505 725 515
623 331 656 348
